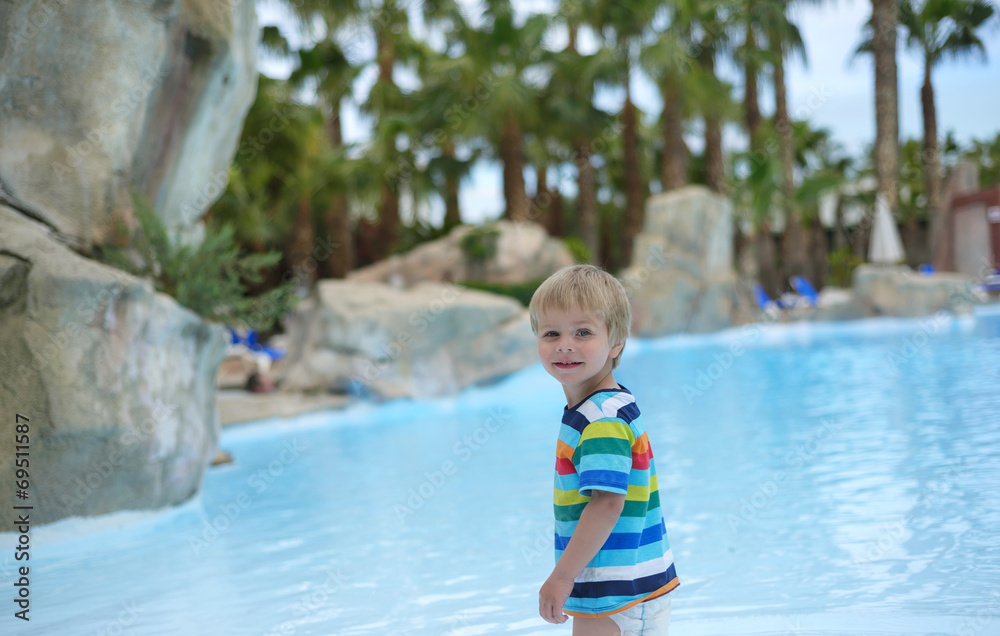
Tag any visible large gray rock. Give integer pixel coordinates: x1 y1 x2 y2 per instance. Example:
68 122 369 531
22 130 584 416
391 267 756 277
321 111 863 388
0 205 228 530
280 280 538 399
0 0 258 251
348 220 574 287
852 264 975 317
621 186 750 336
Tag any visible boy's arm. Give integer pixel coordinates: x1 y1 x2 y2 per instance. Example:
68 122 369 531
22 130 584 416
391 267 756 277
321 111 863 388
538 489 626 624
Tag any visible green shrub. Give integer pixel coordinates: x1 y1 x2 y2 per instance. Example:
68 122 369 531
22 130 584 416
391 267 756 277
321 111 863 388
99 192 297 331
459 224 502 264
827 246 864 288
562 236 591 264
393 217 453 256
458 279 545 307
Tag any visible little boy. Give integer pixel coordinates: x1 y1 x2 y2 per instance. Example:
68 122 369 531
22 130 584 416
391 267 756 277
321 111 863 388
529 264 679 635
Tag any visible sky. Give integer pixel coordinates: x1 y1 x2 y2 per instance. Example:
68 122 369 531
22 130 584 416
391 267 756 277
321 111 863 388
256 0 1000 225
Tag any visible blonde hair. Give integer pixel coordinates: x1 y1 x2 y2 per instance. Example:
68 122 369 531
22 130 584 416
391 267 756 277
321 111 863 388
528 264 632 369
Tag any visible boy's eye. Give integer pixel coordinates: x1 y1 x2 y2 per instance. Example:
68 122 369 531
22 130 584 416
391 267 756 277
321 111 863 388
577 329 592 336
543 331 558 337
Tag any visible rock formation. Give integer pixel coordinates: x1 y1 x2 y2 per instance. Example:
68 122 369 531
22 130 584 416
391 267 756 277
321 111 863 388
851 265 974 317
620 186 753 336
0 206 228 528
348 220 574 287
0 0 258 251
279 280 538 399
0 0 258 530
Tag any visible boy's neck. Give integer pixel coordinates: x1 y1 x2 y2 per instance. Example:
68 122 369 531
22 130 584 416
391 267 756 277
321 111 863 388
563 366 621 409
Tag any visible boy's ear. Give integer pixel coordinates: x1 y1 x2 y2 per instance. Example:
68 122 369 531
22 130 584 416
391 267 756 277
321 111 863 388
611 340 625 358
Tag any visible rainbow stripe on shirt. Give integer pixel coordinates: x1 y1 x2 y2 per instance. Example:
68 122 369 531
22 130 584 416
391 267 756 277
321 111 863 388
554 385 679 617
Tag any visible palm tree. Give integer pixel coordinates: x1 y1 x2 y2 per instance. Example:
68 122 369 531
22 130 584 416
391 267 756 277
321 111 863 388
759 0 810 282
736 0 766 151
210 75 331 292
640 28 690 192
692 2 731 194
580 0 660 267
731 118 782 294
792 123 853 287
543 6 619 260
411 0 473 232
867 0 901 265
898 136 928 260
731 0 781 294
364 0 420 257
410 17 479 232
273 1 372 274
465 0 548 222
643 0 733 196
897 0 995 265
288 40 360 278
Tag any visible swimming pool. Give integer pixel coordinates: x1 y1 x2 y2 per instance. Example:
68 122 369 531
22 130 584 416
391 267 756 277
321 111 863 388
7 306 1000 635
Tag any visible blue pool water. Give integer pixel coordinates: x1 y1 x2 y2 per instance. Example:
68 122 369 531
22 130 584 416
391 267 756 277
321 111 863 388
5 306 1000 635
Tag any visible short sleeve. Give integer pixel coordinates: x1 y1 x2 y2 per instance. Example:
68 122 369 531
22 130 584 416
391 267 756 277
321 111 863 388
574 418 635 496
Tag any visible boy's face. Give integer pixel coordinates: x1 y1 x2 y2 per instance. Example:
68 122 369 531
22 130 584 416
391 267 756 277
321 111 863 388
536 304 624 397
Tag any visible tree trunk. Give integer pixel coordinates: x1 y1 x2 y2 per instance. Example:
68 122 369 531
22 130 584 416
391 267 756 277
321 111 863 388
922 60 943 268
833 194 847 251
622 88 644 267
810 218 828 289
902 213 920 267
700 48 724 194
871 0 899 260
774 46 807 283
325 193 352 278
661 82 685 191
550 187 565 238
354 217 381 269
755 220 780 297
378 183 399 258
290 192 315 291
534 165 552 231
375 23 399 258
443 137 461 230
599 211 614 270
576 139 598 261
744 26 762 151
852 212 870 260
501 110 528 222
704 113 724 194
324 103 352 278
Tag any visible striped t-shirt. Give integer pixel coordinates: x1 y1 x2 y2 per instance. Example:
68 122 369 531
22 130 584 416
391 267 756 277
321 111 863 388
554 385 679 616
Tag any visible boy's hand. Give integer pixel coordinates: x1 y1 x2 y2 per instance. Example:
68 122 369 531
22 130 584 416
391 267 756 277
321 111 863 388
539 572 575 624
539 490 626 624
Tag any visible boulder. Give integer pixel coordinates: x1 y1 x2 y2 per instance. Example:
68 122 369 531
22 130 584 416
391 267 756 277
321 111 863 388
808 287 867 321
852 265 975 317
348 220 574 287
621 186 750 336
280 280 538 399
0 0 258 252
0 205 228 530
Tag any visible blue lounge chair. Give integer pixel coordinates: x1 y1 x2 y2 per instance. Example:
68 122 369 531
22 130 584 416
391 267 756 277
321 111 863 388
226 326 286 360
790 276 819 307
753 282 780 311
984 269 1000 293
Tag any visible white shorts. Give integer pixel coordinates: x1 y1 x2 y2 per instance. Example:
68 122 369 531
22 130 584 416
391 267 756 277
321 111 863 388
607 593 671 636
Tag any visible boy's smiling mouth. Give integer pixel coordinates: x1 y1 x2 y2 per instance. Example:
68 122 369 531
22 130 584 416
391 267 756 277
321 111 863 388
553 361 583 369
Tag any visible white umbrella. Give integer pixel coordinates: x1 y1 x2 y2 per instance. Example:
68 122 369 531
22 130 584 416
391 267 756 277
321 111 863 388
868 193 906 264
